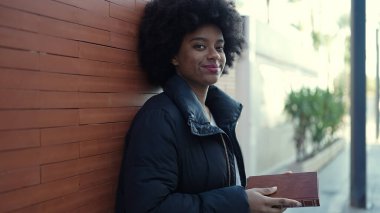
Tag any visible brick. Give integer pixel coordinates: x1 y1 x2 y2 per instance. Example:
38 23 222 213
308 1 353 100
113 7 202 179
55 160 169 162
79 167 119 189
38 16 110 45
41 122 129 145
0 0 79 24
78 59 111 77
9 205 41 213
76 182 115 204
108 0 135 9
0 1 110 33
39 54 80 74
78 75 151 92
77 92 113 108
12 191 81 213
2 1 110 37
41 125 110 145
107 92 152 107
79 107 138 124
13 182 115 213
26 182 115 212
0 68 79 91
0 176 79 212
77 92 151 108
40 54 80 74
0 89 79 109
0 48 39 70
40 143 79 164
39 91 79 108
108 17 138 37
0 129 40 151
79 194 114 213
0 27 78 57
54 0 109 17
0 148 40 172
78 42 137 64
80 137 124 157
106 61 142 79
37 16 74 37
110 32 137 51
78 59 141 78
77 75 125 92
1 143 78 173
77 59 115 77
0 89 40 109
33 71 79 92
76 9 109 31
38 34 79 57
0 109 78 130
109 3 140 24
0 6 40 32
0 27 40 51
0 167 40 193
41 159 79 183
78 151 123 174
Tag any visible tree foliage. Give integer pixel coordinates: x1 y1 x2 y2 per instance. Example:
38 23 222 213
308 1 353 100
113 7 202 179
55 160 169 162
284 87 345 161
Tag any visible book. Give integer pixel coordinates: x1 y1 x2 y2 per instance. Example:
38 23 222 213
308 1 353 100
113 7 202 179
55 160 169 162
246 172 320 207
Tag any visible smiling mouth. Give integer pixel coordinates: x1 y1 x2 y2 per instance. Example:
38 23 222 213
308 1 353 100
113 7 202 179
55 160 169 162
202 65 220 73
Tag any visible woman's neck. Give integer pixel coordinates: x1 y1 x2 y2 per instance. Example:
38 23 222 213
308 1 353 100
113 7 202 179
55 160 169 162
176 73 209 107
191 85 213 122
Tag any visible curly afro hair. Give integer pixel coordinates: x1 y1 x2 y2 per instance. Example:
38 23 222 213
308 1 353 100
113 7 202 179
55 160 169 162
138 0 246 87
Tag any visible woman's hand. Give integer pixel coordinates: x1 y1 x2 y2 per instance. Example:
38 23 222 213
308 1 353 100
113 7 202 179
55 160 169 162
246 187 302 213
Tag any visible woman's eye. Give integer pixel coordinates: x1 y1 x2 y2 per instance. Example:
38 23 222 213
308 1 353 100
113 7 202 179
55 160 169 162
216 46 224 52
193 44 206 50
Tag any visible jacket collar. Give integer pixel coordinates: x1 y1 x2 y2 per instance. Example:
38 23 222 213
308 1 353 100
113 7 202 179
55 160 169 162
163 75 243 136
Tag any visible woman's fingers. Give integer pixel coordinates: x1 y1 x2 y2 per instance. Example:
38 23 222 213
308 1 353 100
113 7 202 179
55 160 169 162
246 188 302 213
271 197 302 208
252 186 278 196
253 187 302 207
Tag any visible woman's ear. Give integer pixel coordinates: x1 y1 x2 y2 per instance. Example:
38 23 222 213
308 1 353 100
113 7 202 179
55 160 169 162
171 57 179 66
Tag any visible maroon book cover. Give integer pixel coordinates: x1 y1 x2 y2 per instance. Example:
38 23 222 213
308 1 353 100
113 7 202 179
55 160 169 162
246 172 320 207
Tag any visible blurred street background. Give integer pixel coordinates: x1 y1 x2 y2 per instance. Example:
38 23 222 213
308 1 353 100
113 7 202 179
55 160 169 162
234 0 380 212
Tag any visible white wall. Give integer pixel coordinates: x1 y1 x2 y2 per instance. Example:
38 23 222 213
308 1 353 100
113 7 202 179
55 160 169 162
236 18 324 175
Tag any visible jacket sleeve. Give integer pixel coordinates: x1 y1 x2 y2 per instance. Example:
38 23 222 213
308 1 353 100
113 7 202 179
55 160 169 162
117 109 249 213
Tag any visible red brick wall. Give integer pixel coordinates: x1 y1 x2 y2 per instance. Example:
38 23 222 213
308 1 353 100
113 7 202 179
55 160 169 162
0 0 236 212
0 0 154 212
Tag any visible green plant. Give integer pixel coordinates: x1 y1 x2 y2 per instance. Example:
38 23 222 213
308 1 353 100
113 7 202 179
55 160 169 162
284 88 313 161
284 87 345 161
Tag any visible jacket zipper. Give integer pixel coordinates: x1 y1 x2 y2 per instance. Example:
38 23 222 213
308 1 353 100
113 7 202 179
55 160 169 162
220 134 231 186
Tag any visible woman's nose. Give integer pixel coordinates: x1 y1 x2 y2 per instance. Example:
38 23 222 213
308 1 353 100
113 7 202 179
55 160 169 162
207 48 221 60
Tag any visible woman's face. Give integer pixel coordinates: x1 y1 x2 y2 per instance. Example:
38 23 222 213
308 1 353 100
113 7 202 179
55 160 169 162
173 24 226 89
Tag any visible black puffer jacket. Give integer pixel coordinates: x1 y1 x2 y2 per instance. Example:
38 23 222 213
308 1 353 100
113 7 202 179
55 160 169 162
115 75 249 213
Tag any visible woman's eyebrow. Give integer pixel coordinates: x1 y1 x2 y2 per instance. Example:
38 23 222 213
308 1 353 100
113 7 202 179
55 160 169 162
189 37 225 43
189 37 207 42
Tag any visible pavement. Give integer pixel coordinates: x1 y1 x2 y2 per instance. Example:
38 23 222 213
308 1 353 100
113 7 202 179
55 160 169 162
287 141 380 213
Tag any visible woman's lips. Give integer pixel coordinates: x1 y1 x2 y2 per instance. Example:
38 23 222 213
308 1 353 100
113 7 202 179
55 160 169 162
202 65 220 73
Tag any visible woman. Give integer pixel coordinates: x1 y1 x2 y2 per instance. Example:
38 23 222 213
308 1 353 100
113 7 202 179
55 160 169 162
115 0 301 212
